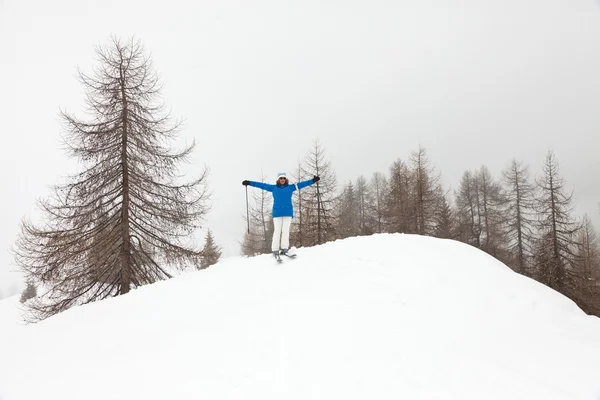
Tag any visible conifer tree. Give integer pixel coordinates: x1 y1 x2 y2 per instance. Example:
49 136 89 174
299 139 337 245
385 159 414 234
533 151 580 292
19 281 37 304
241 172 273 256
367 172 387 234
409 147 442 236
337 181 361 238
501 159 536 274
200 229 222 269
14 37 210 321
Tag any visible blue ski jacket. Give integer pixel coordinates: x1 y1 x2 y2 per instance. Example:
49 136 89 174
248 179 315 218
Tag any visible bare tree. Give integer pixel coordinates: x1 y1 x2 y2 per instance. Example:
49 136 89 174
291 164 308 247
554 215 600 316
476 166 508 261
385 159 414 234
13 37 210 321
355 176 370 235
367 172 388 234
501 159 536 274
575 215 600 280
455 167 507 260
409 146 442 236
455 171 480 247
241 172 274 256
533 151 579 292
300 139 337 245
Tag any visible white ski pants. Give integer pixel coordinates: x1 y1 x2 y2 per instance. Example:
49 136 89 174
272 216 292 251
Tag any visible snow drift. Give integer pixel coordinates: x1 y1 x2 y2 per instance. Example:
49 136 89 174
1 234 600 400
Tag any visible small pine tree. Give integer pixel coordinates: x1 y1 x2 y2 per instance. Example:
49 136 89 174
337 181 361 238
20 281 37 303
433 194 456 239
201 229 222 269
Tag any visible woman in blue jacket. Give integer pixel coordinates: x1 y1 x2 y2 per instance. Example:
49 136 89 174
242 172 320 257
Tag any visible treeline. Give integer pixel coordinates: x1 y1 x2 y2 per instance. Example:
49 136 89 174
242 141 600 317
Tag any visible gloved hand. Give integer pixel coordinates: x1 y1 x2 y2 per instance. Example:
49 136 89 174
242 180 250 186
313 175 320 183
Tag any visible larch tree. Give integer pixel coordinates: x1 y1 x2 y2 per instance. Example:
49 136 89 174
573 216 600 315
476 166 507 261
13 37 210 321
455 167 507 260
576 215 600 281
299 139 338 245
501 159 536 275
290 164 308 247
533 151 580 293
355 175 370 235
385 159 414 234
409 146 442 236
241 172 274 256
367 171 387 234
455 171 481 247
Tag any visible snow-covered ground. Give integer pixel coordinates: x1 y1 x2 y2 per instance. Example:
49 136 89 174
1 234 600 400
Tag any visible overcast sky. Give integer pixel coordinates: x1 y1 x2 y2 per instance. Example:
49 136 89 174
1 0 599 297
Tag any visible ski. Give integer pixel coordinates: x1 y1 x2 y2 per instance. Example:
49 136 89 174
281 252 296 259
273 253 283 263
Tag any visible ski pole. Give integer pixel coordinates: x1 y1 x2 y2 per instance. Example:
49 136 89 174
245 185 250 233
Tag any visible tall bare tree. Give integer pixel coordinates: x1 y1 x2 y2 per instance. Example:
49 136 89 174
501 159 536 274
455 171 480 246
385 159 414 234
476 166 507 261
300 139 337 245
291 164 308 247
409 146 442 236
533 151 579 292
13 37 209 321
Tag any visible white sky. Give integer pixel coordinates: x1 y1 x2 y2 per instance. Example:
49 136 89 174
2 0 600 295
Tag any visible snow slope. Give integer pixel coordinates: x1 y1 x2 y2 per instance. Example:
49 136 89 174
1 234 600 400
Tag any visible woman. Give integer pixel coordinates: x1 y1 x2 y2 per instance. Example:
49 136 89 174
242 172 320 258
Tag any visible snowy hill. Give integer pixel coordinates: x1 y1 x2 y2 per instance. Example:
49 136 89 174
1 234 600 400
